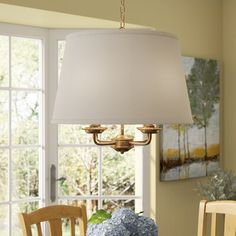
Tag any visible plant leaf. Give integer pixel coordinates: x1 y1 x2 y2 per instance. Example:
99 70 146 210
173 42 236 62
88 209 112 224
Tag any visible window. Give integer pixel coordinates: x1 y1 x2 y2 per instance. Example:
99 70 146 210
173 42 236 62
0 25 149 235
0 27 45 236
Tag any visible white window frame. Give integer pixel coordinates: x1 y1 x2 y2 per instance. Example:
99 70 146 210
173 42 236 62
0 23 48 235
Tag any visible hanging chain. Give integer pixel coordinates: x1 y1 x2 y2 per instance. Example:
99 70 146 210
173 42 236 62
120 0 126 29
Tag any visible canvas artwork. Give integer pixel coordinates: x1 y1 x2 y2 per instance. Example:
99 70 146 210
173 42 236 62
160 56 220 181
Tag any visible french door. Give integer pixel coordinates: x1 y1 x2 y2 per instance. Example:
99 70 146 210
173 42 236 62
0 24 149 235
0 23 48 235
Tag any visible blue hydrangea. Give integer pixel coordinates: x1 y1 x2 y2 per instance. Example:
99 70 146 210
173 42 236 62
111 208 138 234
101 220 131 236
86 223 102 235
87 219 131 236
87 208 158 236
136 216 158 236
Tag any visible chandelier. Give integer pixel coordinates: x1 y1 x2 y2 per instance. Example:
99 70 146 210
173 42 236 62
52 0 192 154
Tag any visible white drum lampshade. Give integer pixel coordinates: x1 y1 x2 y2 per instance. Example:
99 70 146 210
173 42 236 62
52 29 192 125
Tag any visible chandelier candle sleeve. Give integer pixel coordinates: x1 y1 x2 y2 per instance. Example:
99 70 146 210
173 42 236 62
52 29 192 125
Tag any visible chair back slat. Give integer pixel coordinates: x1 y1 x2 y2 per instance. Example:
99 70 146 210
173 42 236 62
36 223 43 236
70 218 76 236
49 218 63 236
198 200 236 236
210 213 217 236
18 204 87 236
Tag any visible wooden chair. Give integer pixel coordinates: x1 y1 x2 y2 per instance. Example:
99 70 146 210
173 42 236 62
198 200 236 236
19 204 87 236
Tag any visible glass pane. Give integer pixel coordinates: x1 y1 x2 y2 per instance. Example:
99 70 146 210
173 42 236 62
12 201 38 236
11 37 41 88
0 91 9 145
0 35 9 87
102 199 135 213
102 147 135 195
12 91 40 145
0 204 9 236
58 40 66 80
58 147 99 196
0 149 9 201
58 125 93 145
12 148 39 200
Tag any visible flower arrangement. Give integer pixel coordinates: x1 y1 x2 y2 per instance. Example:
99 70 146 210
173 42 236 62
87 208 158 236
195 168 236 200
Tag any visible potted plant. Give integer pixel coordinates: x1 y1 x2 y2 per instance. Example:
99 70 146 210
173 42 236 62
195 168 236 200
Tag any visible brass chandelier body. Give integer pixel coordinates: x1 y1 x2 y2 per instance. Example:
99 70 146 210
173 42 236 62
84 124 161 154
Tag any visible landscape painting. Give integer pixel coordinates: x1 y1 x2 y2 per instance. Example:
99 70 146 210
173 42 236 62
160 57 220 181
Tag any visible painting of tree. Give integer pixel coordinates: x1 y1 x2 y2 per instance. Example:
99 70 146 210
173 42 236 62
188 59 220 159
160 57 220 181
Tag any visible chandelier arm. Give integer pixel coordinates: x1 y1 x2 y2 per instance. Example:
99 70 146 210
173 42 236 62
93 133 116 146
130 134 152 146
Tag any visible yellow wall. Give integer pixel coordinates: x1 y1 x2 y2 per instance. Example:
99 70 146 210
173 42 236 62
223 0 236 171
0 1 223 236
0 0 222 59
